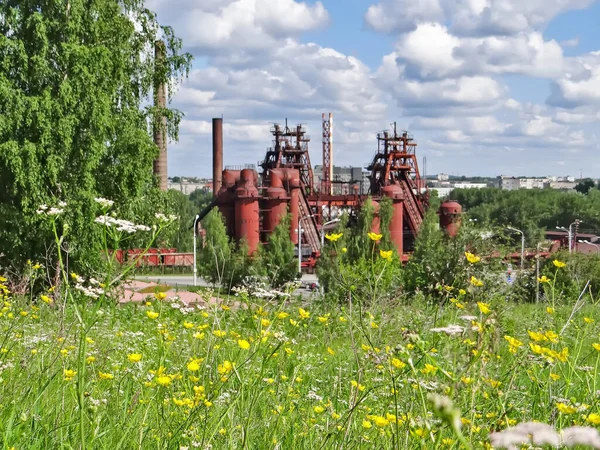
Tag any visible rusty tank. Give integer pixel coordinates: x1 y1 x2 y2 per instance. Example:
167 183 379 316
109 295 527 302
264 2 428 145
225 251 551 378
234 169 260 253
439 200 462 237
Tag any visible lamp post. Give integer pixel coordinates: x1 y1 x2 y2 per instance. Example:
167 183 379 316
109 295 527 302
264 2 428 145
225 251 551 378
507 226 525 271
298 215 315 275
557 220 582 254
193 214 200 286
320 218 341 248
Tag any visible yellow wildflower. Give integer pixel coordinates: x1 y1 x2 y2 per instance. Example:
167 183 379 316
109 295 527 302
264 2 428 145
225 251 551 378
367 232 382 241
470 276 484 287
477 302 491 314
146 311 159 319
238 339 251 350
465 251 481 263
314 406 325 414
325 232 343 242
128 353 142 363
553 259 566 268
298 308 310 319
156 375 172 386
98 372 114 380
379 249 393 261
40 295 53 304
537 275 550 283
587 413 600 425
557 403 576 414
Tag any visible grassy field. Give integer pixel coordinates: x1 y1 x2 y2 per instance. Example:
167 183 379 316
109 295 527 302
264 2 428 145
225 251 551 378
2 274 600 449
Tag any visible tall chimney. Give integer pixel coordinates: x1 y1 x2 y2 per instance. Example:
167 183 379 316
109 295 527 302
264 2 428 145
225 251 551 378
153 40 168 191
212 118 223 195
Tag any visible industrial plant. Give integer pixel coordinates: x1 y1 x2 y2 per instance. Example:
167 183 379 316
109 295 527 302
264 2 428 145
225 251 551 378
197 114 462 268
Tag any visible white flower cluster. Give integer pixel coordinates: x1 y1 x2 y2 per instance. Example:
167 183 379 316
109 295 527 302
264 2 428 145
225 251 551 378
94 197 114 208
74 276 105 300
430 325 465 336
36 201 67 216
490 422 600 449
155 213 178 223
94 215 150 233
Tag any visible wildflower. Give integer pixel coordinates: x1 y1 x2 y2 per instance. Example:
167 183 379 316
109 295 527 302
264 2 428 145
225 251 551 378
298 308 310 319
362 420 372 429
465 251 481 263
371 415 389 427
314 406 325 414
430 325 464 336
261 318 271 327
146 311 159 319
421 364 438 375
86 356 96 364
276 312 289 319
593 343 600 351
528 331 547 342
477 302 491 314
461 376 473 385
379 249 393 261
183 321 194 329
351 380 365 391
550 373 560 381
40 295 53 304
545 330 559 343
325 232 343 242
370 321 378 329
217 361 234 375
213 330 227 338
187 359 203 372
327 347 335 356
546 307 554 315
391 358 406 369
63 369 77 381
317 315 329 324
367 232 382 241
155 292 167 300
557 403 577 414
584 317 594 324
587 413 600 425
238 339 251 350
504 335 524 353
98 372 114 380
128 353 142 363
341 247 347 253
553 259 566 268
470 276 484 287
94 197 114 208
537 275 550 283
156 375 172 386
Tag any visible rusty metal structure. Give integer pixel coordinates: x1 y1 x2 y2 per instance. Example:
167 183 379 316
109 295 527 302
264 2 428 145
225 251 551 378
197 114 453 269
212 118 223 195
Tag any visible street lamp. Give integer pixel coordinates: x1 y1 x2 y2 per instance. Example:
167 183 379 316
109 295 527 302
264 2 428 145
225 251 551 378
193 214 200 286
582 239 600 255
320 218 341 248
507 226 525 270
298 215 315 275
557 220 582 254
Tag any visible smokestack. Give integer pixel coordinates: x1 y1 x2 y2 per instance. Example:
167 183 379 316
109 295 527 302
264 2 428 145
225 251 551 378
212 118 223 195
153 40 168 191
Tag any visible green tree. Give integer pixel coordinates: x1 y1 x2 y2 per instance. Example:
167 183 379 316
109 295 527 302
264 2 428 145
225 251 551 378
575 178 596 195
0 0 192 271
198 210 232 285
264 213 299 288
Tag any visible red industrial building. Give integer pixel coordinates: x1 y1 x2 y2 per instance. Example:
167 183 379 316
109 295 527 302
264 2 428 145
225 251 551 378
198 114 462 268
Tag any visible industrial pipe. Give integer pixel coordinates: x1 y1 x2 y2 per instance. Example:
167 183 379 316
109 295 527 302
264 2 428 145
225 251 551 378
212 118 223 196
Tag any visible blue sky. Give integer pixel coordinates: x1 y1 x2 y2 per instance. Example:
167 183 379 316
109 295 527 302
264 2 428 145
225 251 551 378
148 0 600 179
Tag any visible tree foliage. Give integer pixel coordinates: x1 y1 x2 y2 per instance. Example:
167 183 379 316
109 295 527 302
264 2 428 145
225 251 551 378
264 213 299 288
0 0 192 270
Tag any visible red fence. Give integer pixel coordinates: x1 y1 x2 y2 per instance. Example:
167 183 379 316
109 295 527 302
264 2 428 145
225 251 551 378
108 249 194 267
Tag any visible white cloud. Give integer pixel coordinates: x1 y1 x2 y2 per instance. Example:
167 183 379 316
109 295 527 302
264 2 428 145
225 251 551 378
364 0 444 33
148 0 328 52
395 24 564 80
548 52 600 107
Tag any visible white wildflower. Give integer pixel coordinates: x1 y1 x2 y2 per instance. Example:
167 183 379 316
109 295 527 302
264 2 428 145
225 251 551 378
459 315 477 322
430 325 465 336
47 207 64 215
94 197 114 208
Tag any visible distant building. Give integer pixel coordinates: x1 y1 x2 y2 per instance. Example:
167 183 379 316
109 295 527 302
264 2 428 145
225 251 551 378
498 176 521 191
437 173 450 181
314 165 370 194
168 178 212 195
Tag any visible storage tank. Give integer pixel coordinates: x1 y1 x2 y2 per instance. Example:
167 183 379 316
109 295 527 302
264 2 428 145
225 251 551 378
263 170 288 240
235 169 260 254
439 200 462 237
217 170 240 238
382 185 404 255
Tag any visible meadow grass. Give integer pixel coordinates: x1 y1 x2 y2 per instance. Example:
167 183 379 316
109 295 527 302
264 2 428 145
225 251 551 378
2 276 600 449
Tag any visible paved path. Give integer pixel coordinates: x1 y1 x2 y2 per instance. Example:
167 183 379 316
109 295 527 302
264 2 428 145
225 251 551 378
120 273 320 306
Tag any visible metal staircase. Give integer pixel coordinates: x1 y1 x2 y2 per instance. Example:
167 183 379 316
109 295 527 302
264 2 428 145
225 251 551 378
298 187 321 254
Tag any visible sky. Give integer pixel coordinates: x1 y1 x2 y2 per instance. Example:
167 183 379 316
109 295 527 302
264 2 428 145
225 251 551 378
146 0 600 179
